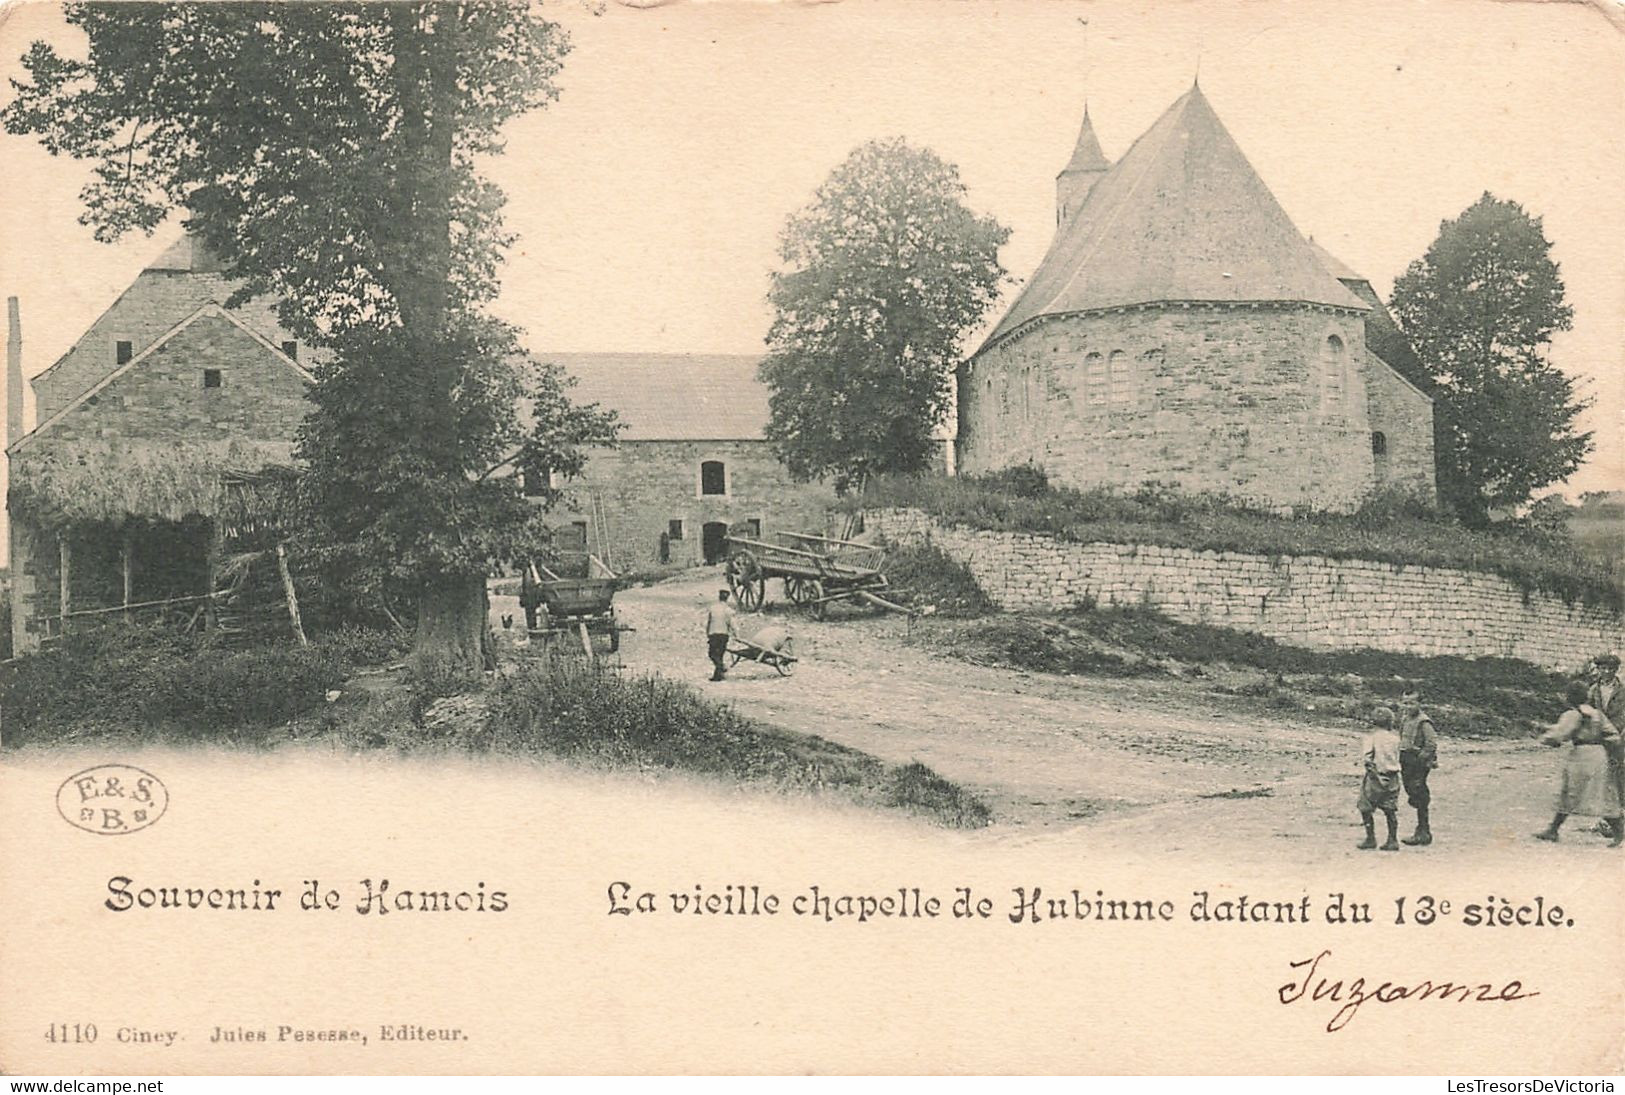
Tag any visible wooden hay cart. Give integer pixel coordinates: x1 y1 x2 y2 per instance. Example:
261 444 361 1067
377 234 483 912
523 554 626 655
724 531 909 620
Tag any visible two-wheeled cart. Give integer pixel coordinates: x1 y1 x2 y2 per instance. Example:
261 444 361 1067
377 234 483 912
522 554 628 656
723 531 910 619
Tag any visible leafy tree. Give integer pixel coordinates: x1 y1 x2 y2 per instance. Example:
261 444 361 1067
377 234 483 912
4 2 619 669
1390 193 1592 526
760 138 1009 493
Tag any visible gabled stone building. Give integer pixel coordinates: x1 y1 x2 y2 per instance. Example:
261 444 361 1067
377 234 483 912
956 85 1436 511
4 236 832 649
527 353 832 572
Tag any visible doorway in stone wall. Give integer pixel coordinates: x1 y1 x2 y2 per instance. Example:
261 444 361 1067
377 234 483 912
702 521 729 565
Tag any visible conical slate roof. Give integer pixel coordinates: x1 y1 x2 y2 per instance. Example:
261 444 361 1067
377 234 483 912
1306 237 1363 282
1059 106 1110 175
984 86 1366 350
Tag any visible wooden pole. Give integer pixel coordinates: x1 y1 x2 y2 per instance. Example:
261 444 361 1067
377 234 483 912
57 535 71 637
204 521 220 631
120 528 133 617
275 541 308 647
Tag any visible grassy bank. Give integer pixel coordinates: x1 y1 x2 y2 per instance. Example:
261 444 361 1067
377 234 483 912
1 626 990 829
917 603 1572 741
0 623 407 747
853 473 1621 612
336 657 989 828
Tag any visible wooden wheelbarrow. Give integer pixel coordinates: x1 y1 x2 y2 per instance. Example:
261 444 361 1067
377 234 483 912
725 633 799 677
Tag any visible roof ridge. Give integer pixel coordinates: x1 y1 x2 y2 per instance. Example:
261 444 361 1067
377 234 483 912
979 86 1366 354
12 304 311 455
1037 89 1202 330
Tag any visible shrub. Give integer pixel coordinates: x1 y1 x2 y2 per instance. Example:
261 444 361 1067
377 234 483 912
0 622 400 746
881 541 994 618
968 463 1049 499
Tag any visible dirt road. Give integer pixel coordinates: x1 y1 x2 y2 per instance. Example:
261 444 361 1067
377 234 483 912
498 567 1616 863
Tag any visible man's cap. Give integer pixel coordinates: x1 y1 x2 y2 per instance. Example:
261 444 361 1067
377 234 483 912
1594 653 1620 671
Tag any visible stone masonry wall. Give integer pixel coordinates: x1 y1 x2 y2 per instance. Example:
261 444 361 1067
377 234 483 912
33 271 326 422
957 305 1382 513
10 313 311 653
868 508 1622 672
540 439 834 573
24 311 311 450
1365 359 1436 494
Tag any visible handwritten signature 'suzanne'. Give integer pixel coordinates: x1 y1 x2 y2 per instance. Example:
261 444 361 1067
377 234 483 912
1280 949 1538 1032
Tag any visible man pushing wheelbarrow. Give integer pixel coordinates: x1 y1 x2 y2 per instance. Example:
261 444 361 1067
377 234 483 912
705 589 798 680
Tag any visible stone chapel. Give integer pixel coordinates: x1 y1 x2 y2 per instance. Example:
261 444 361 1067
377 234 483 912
955 85 1436 511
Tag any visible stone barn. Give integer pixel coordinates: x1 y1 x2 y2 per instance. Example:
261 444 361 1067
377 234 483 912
956 86 1436 511
526 353 833 572
4 236 831 651
6 237 320 654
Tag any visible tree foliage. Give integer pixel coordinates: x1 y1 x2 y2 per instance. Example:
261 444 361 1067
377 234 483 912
4 2 620 664
759 138 1009 493
1390 193 1591 526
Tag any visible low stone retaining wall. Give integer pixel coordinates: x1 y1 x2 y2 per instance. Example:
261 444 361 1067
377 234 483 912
867 508 1622 671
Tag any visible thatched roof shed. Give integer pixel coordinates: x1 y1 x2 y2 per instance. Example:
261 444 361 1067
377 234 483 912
9 440 296 531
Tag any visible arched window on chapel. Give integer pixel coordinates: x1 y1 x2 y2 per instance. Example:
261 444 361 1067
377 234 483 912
1318 334 1349 421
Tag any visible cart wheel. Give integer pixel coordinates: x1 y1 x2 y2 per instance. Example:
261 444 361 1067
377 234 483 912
727 550 764 610
808 580 827 621
785 576 807 604
775 649 796 677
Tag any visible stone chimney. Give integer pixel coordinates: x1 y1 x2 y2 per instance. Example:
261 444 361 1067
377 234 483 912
6 296 21 450
1056 105 1110 229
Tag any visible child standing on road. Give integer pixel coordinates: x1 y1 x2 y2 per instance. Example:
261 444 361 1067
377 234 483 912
1358 707 1402 852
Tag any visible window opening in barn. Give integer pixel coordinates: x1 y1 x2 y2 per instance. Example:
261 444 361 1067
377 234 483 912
203 369 222 389
281 340 298 360
1371 431 1388 457
736 518 761 540
700 460 726 496
522 466 552 497
115 340 133 364
568 520 589 551
668 519 685 541
1083 352 1106 406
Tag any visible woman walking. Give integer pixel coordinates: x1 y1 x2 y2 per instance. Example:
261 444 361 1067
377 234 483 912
1533 680 1623 847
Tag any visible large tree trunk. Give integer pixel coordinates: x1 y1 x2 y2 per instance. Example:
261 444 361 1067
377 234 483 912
395 4 482 671
415 574 488 672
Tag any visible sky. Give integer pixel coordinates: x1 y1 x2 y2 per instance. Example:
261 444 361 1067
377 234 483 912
1 0 1621 497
